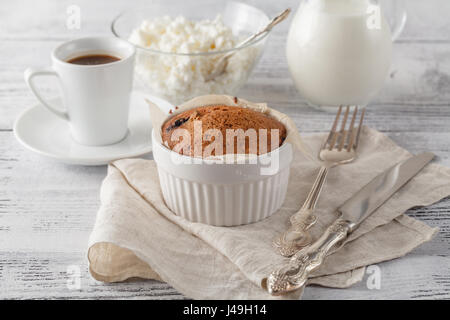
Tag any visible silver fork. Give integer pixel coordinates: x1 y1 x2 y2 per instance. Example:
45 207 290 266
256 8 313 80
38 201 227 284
273 106 365 257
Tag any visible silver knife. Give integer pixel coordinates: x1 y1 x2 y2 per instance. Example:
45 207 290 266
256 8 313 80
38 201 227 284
264 152 435 295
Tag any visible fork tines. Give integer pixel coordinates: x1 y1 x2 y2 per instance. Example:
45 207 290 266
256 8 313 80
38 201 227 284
324 106 366 152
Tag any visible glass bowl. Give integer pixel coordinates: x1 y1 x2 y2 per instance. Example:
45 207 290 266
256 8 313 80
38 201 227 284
111 0 270 104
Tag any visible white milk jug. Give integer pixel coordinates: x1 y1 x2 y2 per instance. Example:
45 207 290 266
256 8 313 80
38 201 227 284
286 0 406 107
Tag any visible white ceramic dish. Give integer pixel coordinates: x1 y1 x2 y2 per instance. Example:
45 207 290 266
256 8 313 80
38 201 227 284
14 91 172 166
152 129 293 226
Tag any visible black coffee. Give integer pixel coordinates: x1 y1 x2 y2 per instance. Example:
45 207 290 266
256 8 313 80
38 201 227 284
67 54 120 65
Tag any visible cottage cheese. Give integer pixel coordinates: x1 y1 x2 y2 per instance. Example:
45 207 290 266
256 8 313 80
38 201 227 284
129 15 260 104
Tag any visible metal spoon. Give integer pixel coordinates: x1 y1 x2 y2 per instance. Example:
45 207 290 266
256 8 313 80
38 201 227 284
205 8 291 81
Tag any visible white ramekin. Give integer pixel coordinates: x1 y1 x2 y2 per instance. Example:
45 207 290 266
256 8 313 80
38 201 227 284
152 129 293 226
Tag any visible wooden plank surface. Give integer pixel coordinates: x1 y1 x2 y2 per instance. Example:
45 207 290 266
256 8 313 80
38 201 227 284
1 0 449 299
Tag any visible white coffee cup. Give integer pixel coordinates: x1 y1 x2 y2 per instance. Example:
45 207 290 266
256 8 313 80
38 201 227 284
24 37 136 146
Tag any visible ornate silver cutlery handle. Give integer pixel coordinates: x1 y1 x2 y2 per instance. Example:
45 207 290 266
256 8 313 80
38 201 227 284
273 166 329 256
266 218 353 295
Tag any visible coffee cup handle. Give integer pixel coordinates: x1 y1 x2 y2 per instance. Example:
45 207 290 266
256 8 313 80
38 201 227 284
24 67 70 121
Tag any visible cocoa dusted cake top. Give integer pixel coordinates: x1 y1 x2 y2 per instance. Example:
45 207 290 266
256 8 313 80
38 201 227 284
161 105 287 157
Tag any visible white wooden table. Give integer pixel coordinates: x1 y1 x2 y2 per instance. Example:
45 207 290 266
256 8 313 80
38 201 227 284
1 0 449 299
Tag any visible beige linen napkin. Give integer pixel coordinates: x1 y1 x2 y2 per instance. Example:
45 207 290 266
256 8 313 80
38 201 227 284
88 127 450 299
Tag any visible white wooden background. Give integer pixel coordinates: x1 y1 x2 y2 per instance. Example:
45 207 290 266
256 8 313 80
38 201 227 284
1 0 449 299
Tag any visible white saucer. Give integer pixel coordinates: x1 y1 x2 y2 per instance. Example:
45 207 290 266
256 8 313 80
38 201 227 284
14 91 172 166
